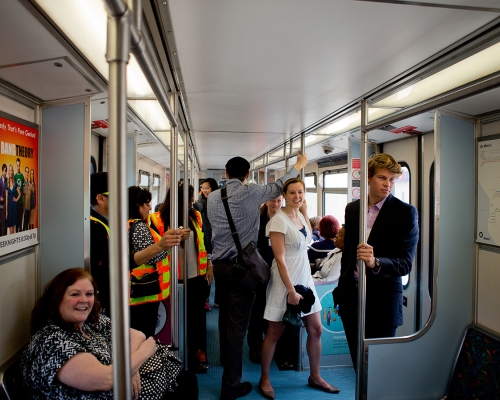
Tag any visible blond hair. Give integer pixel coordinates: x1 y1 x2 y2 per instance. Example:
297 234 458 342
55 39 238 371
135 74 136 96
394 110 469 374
368 153 401 178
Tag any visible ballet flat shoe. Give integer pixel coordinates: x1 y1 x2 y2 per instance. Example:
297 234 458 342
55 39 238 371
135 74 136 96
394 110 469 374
258 380 275 399
307 377 340 394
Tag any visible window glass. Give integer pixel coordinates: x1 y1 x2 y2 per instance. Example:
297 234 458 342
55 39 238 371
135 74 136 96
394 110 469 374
306 192 317 217
324 172 348 188
305 175 316 189
323 193 347 225
151 174 161 212
139 172 149 187
393 166 410 204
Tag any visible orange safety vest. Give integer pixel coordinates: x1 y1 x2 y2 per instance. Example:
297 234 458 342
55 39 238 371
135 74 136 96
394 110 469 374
128 219 170 305
148 211 208 278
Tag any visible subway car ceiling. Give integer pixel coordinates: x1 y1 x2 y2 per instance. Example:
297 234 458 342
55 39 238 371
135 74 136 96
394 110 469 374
1 0 500 171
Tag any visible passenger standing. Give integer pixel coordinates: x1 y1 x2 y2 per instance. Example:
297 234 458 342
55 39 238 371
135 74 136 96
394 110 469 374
259 178 339 398
0 164 6 236
128 186 183 338
89 172 111 316
193 178 218 311
14 158 24 232
336 153 418 369
152 183 213 373
208 152 307 400
247 195 282 364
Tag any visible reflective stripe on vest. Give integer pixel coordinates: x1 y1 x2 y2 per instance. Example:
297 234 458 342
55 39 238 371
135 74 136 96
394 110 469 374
127 219 170 305
151 210 208 278
191 210 208 276
90 216 109 237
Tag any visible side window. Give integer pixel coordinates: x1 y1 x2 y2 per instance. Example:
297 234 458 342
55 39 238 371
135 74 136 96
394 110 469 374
392 162 411 290
323 170 348 225
139 170 150 189
151 174 161 211
305 173 317 218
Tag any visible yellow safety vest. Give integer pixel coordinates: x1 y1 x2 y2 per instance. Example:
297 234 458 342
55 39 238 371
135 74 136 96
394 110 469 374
149 210 207 277
127 219 170 305
90 215 109 237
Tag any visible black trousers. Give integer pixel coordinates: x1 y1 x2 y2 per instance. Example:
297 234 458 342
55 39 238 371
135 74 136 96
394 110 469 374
213 259 255 399
246 286 267 352
187 275 208 353
130 301 160 338
338 285 396 369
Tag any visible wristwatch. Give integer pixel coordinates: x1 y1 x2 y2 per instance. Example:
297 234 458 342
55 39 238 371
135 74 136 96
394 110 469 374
373 258 381 273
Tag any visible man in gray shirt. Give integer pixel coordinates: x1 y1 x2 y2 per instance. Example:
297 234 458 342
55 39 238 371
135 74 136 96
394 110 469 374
208 152 308 400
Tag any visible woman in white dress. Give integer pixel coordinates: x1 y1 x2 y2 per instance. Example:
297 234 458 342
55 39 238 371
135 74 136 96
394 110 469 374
258 178 340 399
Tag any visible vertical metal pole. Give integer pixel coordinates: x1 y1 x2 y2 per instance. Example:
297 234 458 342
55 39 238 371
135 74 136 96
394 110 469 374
264 153 268 185
356 100 369 400
106 9 132 400
131 0 142 31
170 93 179 353
300 133 305 181
183 130 189 368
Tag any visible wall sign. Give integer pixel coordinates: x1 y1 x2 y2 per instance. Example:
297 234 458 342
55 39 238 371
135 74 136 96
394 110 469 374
0 112 39 256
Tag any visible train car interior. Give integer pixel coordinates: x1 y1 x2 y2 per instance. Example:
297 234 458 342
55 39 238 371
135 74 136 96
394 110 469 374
0 1 500 399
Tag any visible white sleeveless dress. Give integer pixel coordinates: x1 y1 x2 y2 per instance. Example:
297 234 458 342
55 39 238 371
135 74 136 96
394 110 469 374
263 209 322 321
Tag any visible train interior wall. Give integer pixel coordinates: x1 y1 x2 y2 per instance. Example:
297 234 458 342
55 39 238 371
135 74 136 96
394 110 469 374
0 92 38 368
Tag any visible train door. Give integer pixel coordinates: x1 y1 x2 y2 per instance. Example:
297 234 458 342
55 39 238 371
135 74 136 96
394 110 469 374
382 133 433 336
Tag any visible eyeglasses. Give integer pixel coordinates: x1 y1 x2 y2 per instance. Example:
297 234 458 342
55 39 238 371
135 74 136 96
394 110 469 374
101 192 109 197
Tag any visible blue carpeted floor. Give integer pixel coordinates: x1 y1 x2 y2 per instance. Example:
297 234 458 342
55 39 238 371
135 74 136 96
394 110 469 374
197 288 356 400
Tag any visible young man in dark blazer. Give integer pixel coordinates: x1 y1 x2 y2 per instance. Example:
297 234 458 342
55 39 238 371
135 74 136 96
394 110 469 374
337 153 419 369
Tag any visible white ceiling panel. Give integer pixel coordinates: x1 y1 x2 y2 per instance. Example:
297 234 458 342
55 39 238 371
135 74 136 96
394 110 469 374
166 0 499 169
406 0 500 8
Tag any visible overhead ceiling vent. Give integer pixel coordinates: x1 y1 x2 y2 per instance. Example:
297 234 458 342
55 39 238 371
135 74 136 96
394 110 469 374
316 151 348 168
0 57 101 101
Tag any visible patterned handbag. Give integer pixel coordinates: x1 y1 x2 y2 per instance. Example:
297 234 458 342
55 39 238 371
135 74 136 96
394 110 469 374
138 341 182 400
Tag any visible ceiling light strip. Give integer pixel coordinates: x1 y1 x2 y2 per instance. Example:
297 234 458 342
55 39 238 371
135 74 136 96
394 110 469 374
365 73 500 132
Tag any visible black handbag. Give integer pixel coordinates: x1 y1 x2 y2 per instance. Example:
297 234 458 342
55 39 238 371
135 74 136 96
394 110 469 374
221 188 270 292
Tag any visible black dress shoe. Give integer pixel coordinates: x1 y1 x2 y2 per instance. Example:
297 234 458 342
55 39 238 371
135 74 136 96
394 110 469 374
307 377 340 394
221 382 253 400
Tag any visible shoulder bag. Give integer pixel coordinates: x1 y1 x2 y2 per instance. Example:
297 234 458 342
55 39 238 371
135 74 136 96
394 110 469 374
221 188 270 292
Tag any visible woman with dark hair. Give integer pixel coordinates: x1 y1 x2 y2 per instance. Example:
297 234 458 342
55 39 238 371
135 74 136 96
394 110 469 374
307 215 341 265
22 268 198 400
193 178 218 310
128 186 184 337
151 182 212 373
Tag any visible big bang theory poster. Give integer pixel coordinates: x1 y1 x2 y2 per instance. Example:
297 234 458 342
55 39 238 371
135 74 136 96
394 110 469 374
0 112 38 256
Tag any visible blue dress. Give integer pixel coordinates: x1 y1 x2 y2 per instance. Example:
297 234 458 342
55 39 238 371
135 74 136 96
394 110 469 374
7 183 18 228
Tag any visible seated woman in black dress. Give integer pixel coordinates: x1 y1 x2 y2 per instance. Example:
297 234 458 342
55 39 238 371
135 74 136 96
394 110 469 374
22 268 197 400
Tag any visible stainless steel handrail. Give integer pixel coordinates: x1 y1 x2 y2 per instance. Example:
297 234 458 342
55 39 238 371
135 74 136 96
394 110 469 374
104 5 132 399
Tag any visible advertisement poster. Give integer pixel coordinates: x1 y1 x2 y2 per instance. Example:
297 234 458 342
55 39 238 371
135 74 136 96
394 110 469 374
315 281 349 356
0 113 38 256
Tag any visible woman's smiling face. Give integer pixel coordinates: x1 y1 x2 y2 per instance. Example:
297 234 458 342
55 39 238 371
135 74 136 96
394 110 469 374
284 182 305 209
58 278 95 329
